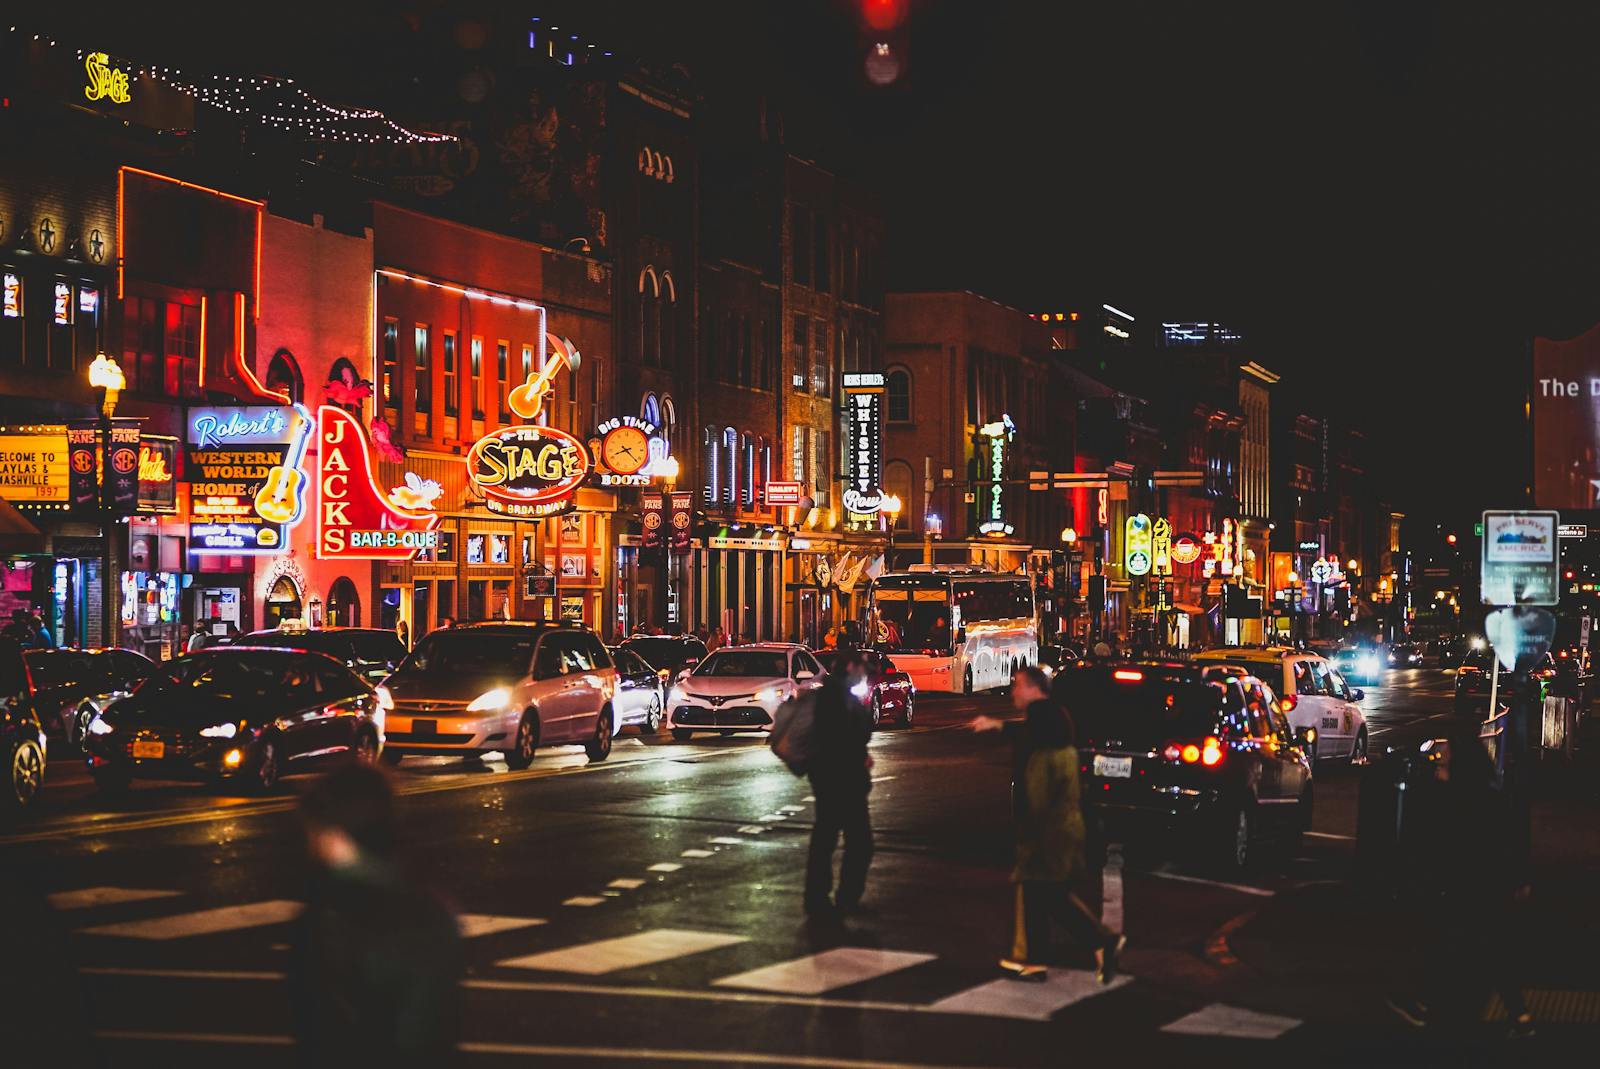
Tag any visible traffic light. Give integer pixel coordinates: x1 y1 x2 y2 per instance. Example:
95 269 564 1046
861 0 908 30
1446 533 1458 545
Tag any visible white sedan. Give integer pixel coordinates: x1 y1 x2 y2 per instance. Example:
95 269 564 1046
667 644 825 740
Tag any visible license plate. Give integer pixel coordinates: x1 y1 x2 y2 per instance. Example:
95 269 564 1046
1321 717 1339 730
132 739 165 759
411 719 437 737
1093 754 1132 779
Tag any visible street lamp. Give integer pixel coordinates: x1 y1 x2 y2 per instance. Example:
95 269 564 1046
87 352 126 649
1288 570 1303 644
1060 526 1077 545
882 493 902 569
656 455 681 633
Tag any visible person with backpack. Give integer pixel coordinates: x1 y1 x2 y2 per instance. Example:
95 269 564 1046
972 666 1124 982
801 650 876 918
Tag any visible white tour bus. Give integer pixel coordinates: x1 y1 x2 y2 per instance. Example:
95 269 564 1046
865 566 1038 694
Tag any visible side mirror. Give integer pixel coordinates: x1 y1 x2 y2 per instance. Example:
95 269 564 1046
682 657 699 672
1352 688 1365 702
795 669 816 681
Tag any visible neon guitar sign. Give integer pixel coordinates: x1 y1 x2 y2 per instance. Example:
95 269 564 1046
466 337 592 518
253 411 312 526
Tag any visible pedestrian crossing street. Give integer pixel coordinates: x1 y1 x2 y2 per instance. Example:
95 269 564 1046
59 885 1304 1040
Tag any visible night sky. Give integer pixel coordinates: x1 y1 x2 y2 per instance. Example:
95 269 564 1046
51 1 1600 524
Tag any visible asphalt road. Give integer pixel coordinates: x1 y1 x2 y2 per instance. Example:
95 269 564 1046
2 666 1465 1068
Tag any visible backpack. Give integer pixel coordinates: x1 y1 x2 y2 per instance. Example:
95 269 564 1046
769 691 817 776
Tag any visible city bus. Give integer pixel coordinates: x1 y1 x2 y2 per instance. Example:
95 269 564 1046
865 567 1038 694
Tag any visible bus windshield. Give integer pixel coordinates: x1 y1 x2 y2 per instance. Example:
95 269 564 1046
871 590 953 653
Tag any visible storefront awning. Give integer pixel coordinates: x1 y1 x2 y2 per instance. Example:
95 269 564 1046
0 499 44 553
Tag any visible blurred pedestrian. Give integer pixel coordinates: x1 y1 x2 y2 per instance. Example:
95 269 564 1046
396 619 410 649
439 616 456 630
972 666 1123 983
186 623 210 654
288 764 462 1068
707 626 725 652
804 649 876 917
821 626 839 650
27 608 53 649
1388 722 1534 1038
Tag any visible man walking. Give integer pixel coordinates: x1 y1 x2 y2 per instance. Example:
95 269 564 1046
973 666 1124 982
289 764 462 1067
804 650 875 917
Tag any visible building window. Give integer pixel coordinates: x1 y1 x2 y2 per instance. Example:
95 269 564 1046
791 316 808 391
265 349 303 405
466 533 485 564
791 205 811 287
738 315 753 387
1 272 22 364
2 272 20 318
813 213 830 293
660 395 678 458
436 530 455 562
124 296 159 391
414 325 432 414
704 312 720 382
722 427 738 506
163 302 201 397
470 336 484 419
496 342 510 422
886 367 911 422
381 319 399 408
811 316 830 396
792 425 807 483
521 343 534 382
812 428 831 505
442 332 458 417
757 317 774 391
702 425 721 504
740 432 755 507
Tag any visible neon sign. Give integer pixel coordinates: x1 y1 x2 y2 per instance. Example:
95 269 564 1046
190 407 290 449
466 337 591 518
1125 514 1153 577
185 404 308 555
84 51 132 105
979 414 1015 537
315 405 440 559
844 373 885 522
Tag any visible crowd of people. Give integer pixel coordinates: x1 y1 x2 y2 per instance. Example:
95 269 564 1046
3 605 54 649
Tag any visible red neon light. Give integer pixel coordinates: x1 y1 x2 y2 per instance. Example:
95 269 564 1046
466 424 590 507
116 166 265 315
197 294 207 389
1112 669 1144 682
315 405 440 561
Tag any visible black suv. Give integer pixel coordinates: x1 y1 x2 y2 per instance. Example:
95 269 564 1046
1058 662 1314 868
233 627 408 684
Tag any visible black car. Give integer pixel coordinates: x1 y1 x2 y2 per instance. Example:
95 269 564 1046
1385 642 1424 669
1 637 47 811
1059 662 1314 868
620 635 709 683
21 646 155 746
232 627 408 684
81 648 385 793
1453 647 1497 712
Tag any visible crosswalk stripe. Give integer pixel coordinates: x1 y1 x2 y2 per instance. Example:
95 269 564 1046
928 970 1131 1020
713 948 936 995
563 897 606 907
608 878 646 889
1160 1003 1301 1039
80 900 302 939
648 863 683 873
709 837 745 845
681 849 714 858
49 887 181 910
457 914 547 938
497 928 748 975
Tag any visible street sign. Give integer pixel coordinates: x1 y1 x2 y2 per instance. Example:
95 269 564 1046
764 481 803 507
1559 523 1589 539
1480 510 1560 606
1171 533 1201 565
1484 606 1558 673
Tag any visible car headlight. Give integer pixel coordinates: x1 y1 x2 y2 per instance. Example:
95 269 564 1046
199 722 238 739
669 685 686 703
1360 656 1380 675
755 686 787 705
375 685 395 712
466 687 511 713
849 679 871 701
87 716 114 735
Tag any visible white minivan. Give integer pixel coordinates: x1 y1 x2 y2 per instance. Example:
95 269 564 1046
1193 647 1369 762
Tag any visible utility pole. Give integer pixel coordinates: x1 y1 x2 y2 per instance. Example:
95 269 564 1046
923 456 934 566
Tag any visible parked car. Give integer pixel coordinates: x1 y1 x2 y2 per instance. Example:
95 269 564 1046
1060 661 1314 868
1 637 47 811
1193 646 1369 762
609 645 666 734
666 644 825 740
379 622 617 767
232 627 408 684
1385 642 1424 669
80 647 384 794
20 646 155 747
815 649 915 727
1038 641 1086 672
1332 641 1384 686
619 635 709 684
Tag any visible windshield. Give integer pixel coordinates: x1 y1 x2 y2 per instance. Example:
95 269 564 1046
23 651 119 690
146 653 310 706
402 630 537 675
870 594 953 654
624 637 701 670
1056 667 1221 749
692 651 788 678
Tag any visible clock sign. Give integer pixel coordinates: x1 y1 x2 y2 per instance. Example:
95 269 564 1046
602 424 651 476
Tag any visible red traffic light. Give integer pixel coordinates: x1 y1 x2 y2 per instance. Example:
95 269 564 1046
1446 533 1458 545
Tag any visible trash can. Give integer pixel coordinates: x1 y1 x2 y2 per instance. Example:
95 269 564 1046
1355 741 1445 892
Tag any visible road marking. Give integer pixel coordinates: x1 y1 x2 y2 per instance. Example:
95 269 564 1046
563 896 606 907
608 878 647 890
681 849 714 858
761 814 787 821
803 795 816 802
1305 831 1355 841
1101 846 1124 934
457 914 547 938
871 775 897 783
713 948 936 995
929 970 1132 1020
497 928 748 974
85 967 285 981
48 887 181 910
97 1030 995 1068
648 862 684 873
780 804 807 813
1160 1003 1301 1039
710 837 745 845
1140 870 1276 897
80 900 302 939
737 825 768 834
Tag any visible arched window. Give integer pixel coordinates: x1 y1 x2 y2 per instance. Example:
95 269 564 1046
885 366 912 423
884 460 915 529
756 436 771 508
702 425 721 504
641 392 661 428
739 432 755 508
326 576 361 627
660 395 677 458
265 348 304 405
722 427 738 506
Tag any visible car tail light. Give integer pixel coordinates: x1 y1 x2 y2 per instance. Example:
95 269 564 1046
1280 694 1297 712
1166 736 1224 766
1112 669 1143 682
1201 736 1224 766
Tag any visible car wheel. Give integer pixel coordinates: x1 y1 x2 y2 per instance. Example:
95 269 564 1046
902 693 914 727
352 730 380 766
963 667 974 695
1221 804 1253 869
642 694 662 734
585 707 614 762
252 741 280 793
91 765 131 795
507 713 539 770
380 749 403 767
73 705 94 748
869 695 882 728
5 739 45 809
671 728 694 741
1349 728 1369 765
